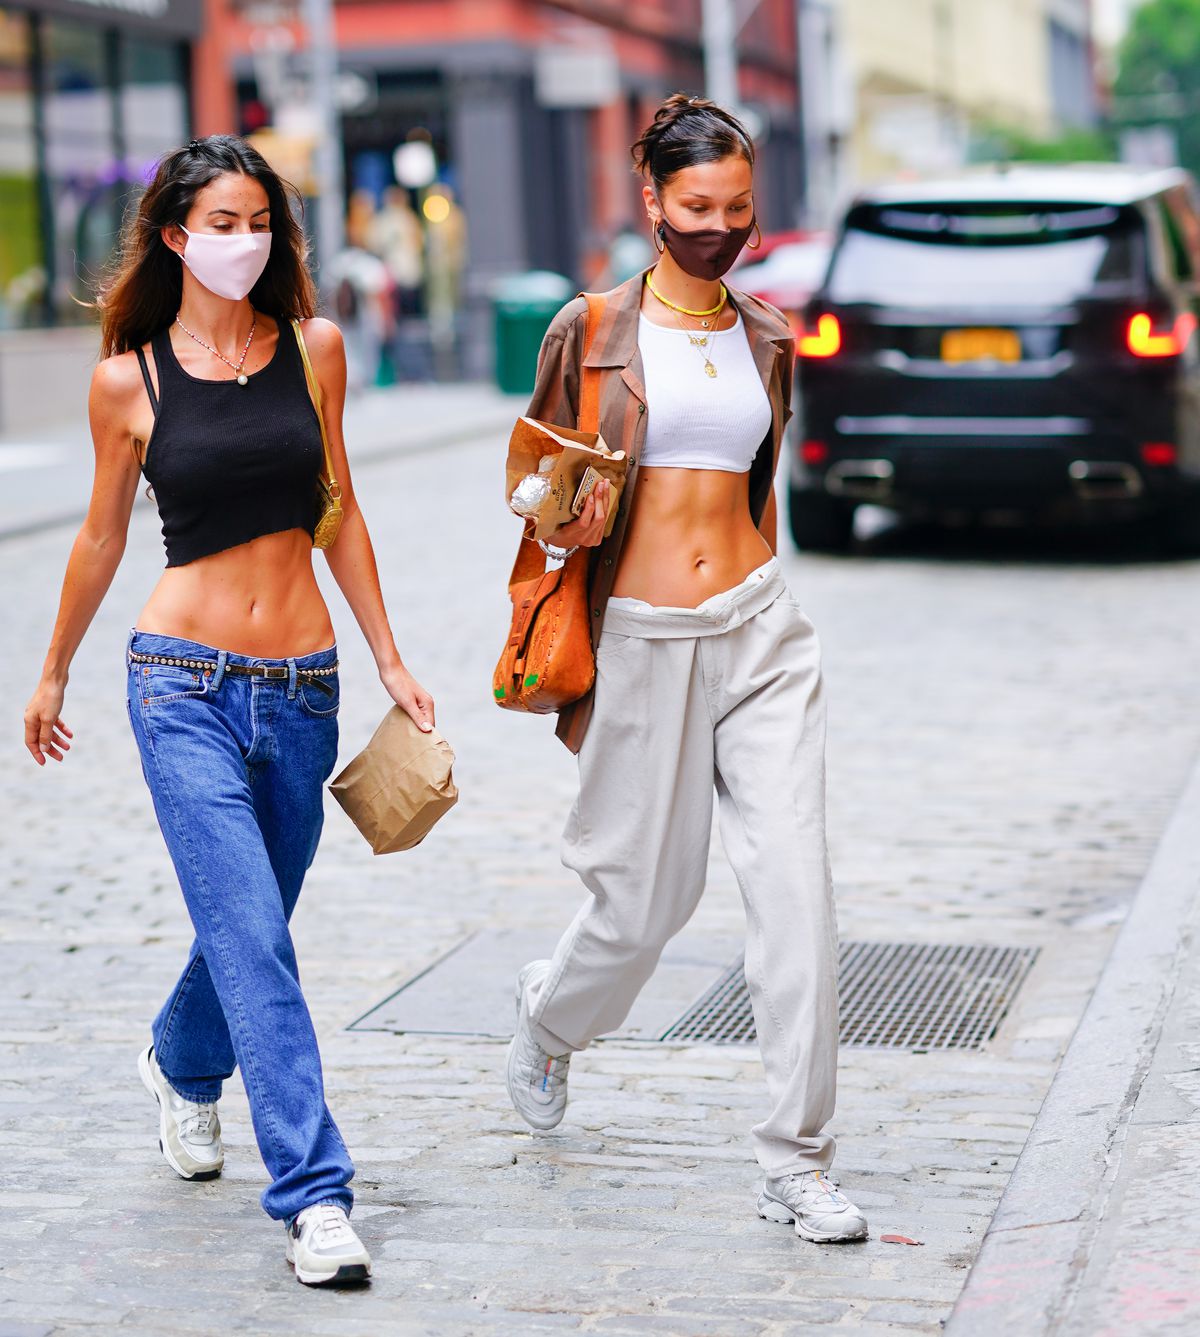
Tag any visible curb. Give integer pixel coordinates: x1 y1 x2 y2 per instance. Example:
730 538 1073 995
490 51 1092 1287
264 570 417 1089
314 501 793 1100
945 745 1200 1334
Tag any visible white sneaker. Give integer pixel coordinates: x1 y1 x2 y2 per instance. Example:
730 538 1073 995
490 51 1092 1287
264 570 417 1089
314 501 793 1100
505 960 571 1131
757 1171 869 1243
286 1203 371 1286
137 1045 223 1181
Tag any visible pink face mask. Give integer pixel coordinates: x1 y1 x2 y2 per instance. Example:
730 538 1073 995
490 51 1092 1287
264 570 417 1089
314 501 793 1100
179 226 272 301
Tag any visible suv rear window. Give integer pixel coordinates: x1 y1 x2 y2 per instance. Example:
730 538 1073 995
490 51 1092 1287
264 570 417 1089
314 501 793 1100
827 203 1145 308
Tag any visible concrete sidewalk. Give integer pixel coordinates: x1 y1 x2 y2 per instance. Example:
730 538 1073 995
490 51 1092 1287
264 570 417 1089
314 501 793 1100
0 380 523 541
947 748 1200 1335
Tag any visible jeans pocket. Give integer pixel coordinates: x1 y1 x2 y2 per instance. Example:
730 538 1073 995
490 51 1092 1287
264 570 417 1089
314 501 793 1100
136 663 211 704
297 675 340 718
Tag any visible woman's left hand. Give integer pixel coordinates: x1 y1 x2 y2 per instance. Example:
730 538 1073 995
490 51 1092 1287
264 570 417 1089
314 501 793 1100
382 663 435 733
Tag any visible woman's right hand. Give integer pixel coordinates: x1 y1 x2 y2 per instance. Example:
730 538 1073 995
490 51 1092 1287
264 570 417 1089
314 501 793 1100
24 680 73 765
548 478 612 549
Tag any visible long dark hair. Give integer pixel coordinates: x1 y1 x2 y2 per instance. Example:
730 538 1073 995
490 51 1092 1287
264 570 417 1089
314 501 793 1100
631 93 755 192
98 135 316 359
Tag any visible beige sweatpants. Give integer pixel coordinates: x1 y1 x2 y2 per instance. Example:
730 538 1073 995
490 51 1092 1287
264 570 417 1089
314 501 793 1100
528 558 839 1175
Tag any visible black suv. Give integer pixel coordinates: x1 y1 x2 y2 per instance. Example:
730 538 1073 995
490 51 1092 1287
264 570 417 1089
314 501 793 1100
790 165 1200 550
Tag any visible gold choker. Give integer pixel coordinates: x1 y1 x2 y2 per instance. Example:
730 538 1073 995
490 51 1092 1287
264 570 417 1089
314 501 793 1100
644 271 727 319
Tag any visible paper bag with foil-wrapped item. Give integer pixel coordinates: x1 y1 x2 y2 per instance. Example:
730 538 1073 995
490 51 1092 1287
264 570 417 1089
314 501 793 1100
505 416 628 541
329 707 458 854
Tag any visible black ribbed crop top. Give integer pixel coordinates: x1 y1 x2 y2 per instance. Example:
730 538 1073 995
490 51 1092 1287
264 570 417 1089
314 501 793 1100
135 320 325 567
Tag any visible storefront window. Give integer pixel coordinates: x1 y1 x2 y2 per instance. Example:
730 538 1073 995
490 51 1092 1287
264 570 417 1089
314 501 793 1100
0 7 40 328
120 36 187 175
43 18 118 321
0 6 195 334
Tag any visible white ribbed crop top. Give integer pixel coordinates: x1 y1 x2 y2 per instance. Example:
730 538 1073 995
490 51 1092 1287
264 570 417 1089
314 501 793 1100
637 311 773 473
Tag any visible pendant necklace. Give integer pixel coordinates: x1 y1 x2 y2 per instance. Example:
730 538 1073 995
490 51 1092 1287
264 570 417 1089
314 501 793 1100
175 311 257 385
671 296 727 378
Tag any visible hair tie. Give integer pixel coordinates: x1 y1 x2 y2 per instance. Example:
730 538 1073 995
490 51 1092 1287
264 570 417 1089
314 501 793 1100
187 139 203 152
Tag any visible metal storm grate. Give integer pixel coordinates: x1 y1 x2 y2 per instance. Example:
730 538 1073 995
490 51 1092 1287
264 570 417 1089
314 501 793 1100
662 941 1039 1050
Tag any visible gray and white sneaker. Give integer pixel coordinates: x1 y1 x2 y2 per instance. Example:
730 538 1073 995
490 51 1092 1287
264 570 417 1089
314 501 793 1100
757 1171 869 1243
137 1045 223 1181
286 1203 371 1286
505 960 571 1131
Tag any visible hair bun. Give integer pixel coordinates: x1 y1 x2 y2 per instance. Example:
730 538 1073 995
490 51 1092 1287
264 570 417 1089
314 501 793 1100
631 92 754 184
649 93 703 133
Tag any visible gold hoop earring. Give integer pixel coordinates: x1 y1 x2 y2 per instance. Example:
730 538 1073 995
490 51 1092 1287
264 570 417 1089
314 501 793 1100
651 221 665 255
746 219 763 250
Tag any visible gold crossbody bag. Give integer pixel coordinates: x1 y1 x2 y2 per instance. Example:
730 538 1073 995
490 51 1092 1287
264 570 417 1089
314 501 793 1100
291 318 345 549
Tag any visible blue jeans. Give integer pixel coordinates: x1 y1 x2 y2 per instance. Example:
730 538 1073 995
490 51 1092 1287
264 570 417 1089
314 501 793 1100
125 629 354 1221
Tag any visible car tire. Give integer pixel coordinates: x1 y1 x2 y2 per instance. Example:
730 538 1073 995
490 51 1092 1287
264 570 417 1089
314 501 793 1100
788 487 855 553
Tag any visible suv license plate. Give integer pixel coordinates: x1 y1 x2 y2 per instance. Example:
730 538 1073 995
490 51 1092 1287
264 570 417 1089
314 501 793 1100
941 328 1022 363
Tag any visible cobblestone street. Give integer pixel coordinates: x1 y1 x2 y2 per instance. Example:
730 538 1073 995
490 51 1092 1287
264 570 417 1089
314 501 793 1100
4 420 1200 1336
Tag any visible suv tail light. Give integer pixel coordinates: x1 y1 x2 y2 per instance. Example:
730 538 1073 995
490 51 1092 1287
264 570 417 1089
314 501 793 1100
797 313 841 358
1126 311 1197 358
1141 442 1178 466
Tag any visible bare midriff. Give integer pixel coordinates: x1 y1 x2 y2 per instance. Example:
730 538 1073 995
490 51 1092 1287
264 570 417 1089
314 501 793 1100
135 528 335 658
610 466 772 608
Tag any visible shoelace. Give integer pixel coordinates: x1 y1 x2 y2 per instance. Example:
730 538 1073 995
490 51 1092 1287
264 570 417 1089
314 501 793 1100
520 1033 567 1090
780 1172 847 1206
180 1105 216 1140
807 1174 848 1203
308 1205 352 1244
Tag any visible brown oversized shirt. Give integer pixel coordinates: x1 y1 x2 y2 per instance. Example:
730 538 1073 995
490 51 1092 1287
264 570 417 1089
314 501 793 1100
522 266 797 752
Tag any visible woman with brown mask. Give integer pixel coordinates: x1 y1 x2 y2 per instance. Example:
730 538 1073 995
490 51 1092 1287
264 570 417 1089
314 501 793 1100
22 135 435 1285
505 94 867 1246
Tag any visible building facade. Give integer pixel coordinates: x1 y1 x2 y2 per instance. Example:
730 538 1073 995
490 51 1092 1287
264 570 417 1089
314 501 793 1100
225 0 804 376
0 0 806 422
0 0 229 430
0 0 206 331
797 0 1099 224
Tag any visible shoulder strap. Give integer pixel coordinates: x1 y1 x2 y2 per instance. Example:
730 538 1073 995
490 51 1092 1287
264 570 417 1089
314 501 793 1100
291 319 340 496
578 293 605 434
508 294 607 590
134 345 159 415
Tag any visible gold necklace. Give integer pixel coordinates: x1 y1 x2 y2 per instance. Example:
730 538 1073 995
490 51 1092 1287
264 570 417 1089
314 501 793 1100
645 271 727 326
670 295 726 378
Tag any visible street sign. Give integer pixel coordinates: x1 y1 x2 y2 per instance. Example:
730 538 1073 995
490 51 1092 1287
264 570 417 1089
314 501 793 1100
534 43 620 109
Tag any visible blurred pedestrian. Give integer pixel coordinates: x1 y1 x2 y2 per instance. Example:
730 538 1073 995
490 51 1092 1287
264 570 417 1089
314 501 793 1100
505 94 868 1247
367 184 430 380
22 134 435 1286
423 183 467 379
368 185 424 317
344 187 377 251
325 241 391 393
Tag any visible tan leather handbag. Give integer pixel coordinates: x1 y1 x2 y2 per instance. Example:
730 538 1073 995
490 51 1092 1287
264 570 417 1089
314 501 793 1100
493 294 605 714
291 319 345 549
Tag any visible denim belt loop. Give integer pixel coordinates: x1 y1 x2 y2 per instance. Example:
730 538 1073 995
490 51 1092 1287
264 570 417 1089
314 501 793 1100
212 650 228 692
286 658 298 699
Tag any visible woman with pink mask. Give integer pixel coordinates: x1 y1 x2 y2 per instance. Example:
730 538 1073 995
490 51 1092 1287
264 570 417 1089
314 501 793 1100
22 136 434 1286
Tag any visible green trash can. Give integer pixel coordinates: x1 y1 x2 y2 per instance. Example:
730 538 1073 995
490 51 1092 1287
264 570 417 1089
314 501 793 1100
492 270 575 395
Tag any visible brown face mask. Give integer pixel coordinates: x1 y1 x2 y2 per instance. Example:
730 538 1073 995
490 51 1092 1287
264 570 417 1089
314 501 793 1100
655 199 756 281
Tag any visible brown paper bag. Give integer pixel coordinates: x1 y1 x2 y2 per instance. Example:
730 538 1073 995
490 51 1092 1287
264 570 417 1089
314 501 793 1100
505 416 628 540
329 707 458 854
